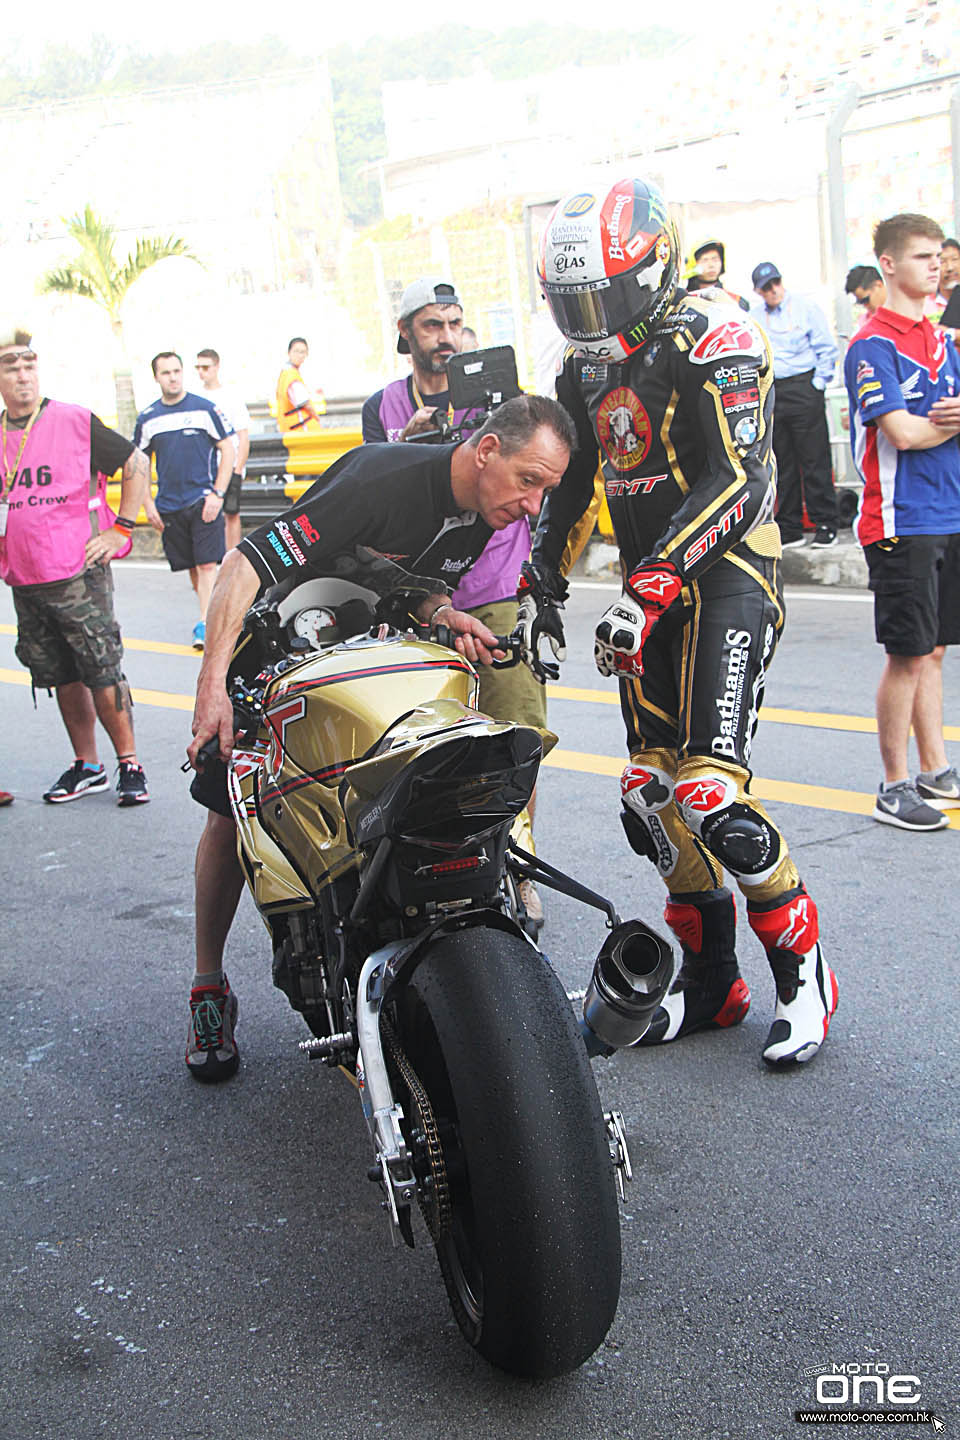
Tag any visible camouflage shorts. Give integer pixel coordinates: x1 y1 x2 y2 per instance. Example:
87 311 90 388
13 565 127 692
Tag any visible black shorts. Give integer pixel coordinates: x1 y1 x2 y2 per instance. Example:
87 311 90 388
160 500 226 572
223 472 243 516
864 533 960 655
189 756 233 818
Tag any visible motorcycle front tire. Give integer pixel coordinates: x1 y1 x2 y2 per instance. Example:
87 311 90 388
395 926 621 1379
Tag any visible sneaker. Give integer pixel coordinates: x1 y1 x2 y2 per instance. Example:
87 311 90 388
116 761 150 806
779 534 807 549
637 889 750 1044
186 978 239 1082
192 621 206 650
915 765 960 809
874 780 949 831
762 943 839 1066
43 760 109 804
0 789 13 807
518 879 544 939
811 525 838 547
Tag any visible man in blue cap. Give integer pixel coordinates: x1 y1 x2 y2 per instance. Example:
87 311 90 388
751 261 839 548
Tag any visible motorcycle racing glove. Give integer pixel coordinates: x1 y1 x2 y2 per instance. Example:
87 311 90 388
594 561 682 679
516 561 569 684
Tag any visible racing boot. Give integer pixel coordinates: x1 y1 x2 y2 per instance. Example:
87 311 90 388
635 887 750 1045
747 887 839 1066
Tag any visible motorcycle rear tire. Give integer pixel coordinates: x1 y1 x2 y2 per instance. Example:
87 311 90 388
395 927 621 1379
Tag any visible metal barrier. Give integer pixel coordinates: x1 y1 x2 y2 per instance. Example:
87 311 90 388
106 424 363 522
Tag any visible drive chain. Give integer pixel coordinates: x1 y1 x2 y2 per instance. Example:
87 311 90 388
380 1014 451 1241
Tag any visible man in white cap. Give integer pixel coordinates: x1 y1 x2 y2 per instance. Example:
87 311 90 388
0 323 152 804
362 278 482 443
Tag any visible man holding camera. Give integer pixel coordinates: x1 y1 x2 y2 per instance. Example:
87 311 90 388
362 278 486 444
362 277 552 928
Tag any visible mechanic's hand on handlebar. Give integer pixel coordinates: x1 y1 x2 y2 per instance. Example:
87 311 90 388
594 561 681 679
187 685 239 771
516 561 568 685
432 604 506 666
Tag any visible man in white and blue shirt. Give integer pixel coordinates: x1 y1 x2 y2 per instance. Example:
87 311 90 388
134 351 234 648
751 262 839 548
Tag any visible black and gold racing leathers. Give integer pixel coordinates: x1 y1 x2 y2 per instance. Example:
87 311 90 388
533 291 803 908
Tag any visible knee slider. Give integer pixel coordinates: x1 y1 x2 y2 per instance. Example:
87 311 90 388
675 765 782 884
620 760 677 874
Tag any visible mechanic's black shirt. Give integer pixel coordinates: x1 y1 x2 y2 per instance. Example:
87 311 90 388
533 292 779 582
238 441 493 593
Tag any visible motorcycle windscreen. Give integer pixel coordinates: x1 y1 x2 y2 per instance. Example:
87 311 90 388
352 728 541 853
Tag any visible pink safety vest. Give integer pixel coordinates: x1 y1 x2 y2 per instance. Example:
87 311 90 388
0 400 125 587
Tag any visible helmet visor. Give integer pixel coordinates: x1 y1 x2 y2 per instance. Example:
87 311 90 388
543 253 667 345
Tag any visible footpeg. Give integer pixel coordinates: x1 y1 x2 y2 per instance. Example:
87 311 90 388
298 1030 355 1060
604 1110 633 1202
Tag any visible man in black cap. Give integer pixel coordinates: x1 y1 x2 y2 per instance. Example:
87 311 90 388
689 240 749 310
750 261 840 548
362 277 482 443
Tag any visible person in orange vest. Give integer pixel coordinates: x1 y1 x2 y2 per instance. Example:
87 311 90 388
275 337 325 433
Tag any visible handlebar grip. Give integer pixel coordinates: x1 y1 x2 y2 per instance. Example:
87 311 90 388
194 735 224 772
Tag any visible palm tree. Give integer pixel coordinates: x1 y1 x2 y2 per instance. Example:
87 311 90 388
41 205 198 435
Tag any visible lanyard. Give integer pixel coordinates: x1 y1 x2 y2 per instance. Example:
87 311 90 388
412 378 454 427
1 403 42 500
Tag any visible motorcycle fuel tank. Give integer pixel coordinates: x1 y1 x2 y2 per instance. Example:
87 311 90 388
256 634 481 893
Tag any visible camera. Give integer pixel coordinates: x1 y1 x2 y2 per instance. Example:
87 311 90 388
411 345 521 444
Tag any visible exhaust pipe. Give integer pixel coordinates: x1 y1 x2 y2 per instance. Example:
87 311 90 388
580 919 674 1056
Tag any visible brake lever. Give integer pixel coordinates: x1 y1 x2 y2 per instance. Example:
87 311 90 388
494 624 560 682
490 632 523 669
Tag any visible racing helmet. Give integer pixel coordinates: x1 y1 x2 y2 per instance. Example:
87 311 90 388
539 178 681 361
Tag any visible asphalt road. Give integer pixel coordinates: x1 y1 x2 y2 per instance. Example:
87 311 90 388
1 564 957 1440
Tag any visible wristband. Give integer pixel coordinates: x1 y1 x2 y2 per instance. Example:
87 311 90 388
210 489 226 500
112 515 135 532
429 601 454 627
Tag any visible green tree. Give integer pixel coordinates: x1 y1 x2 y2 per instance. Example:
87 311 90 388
40 205 198 435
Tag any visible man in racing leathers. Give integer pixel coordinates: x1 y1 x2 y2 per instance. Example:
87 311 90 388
522 177 838 1066
183 395 574 1081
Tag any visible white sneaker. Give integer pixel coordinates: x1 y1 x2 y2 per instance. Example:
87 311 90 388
762 944 838 1066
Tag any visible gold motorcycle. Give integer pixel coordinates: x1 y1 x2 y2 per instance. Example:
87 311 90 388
208 558 673 1378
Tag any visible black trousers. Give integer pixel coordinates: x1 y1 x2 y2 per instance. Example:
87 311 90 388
772 370 837 538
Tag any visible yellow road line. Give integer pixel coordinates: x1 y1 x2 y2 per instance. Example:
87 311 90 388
3 664 957 828
541 746 960 828
0 622 198 658
0 631 904 731
546 682 960 741
2 624 956 741
0 667 194 711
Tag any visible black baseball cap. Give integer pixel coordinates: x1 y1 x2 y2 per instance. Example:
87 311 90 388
751 262 782 290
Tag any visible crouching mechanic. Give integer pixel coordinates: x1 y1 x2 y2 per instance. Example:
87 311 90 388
526 177 838 1066
183 396 574 1081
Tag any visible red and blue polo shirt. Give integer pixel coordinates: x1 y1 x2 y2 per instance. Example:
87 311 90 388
844 306 960 545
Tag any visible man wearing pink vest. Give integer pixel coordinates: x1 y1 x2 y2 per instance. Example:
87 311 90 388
0 324 151 805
